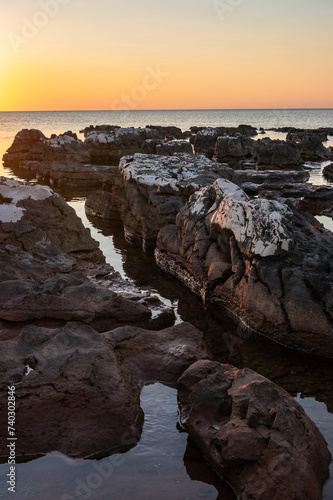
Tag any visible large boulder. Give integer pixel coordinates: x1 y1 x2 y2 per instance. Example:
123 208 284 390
194 125 257 158
2 129 108 191
156 179 333 358
0 177 174 335
178 360 331 500
323 163 333 181
256 138 304 169
85 153 237 251
287 131 331 161
0 321 206 460
84 127 160 165
141 139 193 156
145 125 184 139
213 135 256 164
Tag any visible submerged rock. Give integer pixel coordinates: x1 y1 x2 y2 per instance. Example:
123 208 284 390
0 321 206 460
0 177 174 335
156 179 333 358
178 360 331 500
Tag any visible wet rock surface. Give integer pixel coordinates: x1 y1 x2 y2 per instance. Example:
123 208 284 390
178 360 331 500
0 177 174 335
86 153 237 250
0 321 206 460
156 178 333 358
2 129 108 190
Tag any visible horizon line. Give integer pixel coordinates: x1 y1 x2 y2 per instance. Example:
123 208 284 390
1 107 333 113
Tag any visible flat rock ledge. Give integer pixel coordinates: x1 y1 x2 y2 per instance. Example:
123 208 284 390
0 321 206 460
156 179 333 359
178 360 331 500
0 177 174 337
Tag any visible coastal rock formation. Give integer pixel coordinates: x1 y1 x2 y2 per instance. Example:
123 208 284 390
145 125 184 139
141 139 193 156
213 135 256 164
2 129 108 191
0 321 206 460
85 153 237 250
287 132 331 161
256 138 303 169
323 163 333 181
178 360 331 500
193 125 257 158
0 177 174 336
84 127 160 165
156 179 333 358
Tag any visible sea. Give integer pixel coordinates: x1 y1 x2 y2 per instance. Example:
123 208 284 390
0 109 332 500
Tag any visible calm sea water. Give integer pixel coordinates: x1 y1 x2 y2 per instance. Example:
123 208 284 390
0 110 333 499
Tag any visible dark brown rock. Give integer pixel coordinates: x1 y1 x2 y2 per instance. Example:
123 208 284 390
256 138 304 169
0 321 207 460
178 360 331 500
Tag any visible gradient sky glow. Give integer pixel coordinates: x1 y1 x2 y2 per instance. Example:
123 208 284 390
0 0 332 111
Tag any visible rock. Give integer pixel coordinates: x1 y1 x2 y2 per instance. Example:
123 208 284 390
0 321 207 460
287 130 328 143
2 129 108 192
80 125 121 137
156 179 333 358
194 125 257 159
145 125 184 139
141 139 193 156
323 163 333 181
293 133 330 161
85 154 238 251
256 138 304 169
0 177 174 334
178 360 331 500
213 135 256 164
84 127 160 165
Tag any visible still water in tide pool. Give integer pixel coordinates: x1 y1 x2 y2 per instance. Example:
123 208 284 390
0 109 332 499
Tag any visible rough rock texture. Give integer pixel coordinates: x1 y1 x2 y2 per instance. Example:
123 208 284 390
85 153 237 251
84 127 160 165
141 138 193 156
0 321 206 460
323 163 333 181
0 178 174 334
156 179 333 358
213 135 256 164
178 360 331 500
287 132 331 161
2 129 108 190
256 138 303 169
194 126 257 159
145 125 184 139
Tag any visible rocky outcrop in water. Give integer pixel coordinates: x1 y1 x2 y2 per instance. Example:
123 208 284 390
323 163 333 181
178 360 331 500
141 139 193 156
84 127 160 165
286 132 331 161
255 138 303 169
156 179 333 358
0 177 174 337
193 125 257 158
2 129 108 191
85 153 237 250
213 135 256 164
0 321 206 460
145 125 184 139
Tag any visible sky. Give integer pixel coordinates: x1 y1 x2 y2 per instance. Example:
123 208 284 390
0 0 332 111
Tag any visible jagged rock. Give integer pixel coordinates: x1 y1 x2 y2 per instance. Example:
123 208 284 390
323 163 333 181
213 135 256 163
85 154 238 251
259 182 333 215
178 360 331 500
0 321 206 460
2 129 108 191
141 139 193 156
156 179 333 358
145 125 184 139
287 130 328 143
0 178 174 334
84 127 160 165
194 125 257 159
80 125 121 137
256 138 303 169
288 132 331 161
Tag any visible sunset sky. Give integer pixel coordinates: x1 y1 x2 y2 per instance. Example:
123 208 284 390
0 0 332 111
